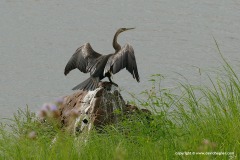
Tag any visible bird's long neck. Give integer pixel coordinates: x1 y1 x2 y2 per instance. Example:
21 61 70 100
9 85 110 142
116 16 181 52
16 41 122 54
112 31 121 53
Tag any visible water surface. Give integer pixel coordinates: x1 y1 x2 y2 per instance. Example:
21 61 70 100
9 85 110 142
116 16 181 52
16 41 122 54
0 0 240 118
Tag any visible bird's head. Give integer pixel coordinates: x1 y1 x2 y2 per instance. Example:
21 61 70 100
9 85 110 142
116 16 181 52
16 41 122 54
117 27 135 33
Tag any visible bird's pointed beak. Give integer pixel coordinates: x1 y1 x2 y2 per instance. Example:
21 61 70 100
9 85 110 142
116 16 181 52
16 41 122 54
126 27 135 31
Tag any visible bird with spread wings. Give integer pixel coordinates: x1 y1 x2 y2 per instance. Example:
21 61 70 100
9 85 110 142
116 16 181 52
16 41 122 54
64 28 140 91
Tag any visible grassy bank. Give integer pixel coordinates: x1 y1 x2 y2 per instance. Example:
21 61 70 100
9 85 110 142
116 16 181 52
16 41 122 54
1 54 239 159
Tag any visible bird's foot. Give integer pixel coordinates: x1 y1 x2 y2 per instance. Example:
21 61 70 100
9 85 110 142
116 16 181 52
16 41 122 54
98 81 118 90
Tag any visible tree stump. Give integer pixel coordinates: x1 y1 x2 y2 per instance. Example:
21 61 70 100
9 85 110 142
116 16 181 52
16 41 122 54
38 82 151 137
58 82 125 135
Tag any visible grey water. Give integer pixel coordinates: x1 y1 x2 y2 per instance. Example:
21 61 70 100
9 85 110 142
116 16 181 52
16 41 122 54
0 0 240 119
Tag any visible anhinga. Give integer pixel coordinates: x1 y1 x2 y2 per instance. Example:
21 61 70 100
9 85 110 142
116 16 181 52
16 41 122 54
64 28 140 91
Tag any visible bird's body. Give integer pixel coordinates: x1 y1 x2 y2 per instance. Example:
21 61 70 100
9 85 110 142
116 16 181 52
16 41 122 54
64 28 140 91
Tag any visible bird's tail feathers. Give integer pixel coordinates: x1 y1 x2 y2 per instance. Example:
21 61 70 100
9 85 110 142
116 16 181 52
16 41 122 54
72 77 99 91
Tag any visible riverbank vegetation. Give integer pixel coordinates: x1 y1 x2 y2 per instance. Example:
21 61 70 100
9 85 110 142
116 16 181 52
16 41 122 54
0 47 239 159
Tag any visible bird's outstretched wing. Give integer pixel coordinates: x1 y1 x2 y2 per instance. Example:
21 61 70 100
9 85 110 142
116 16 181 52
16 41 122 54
104 44 140 82
64 43 102 75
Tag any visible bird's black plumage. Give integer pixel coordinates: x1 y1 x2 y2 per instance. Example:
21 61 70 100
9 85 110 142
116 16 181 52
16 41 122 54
64 28 140 91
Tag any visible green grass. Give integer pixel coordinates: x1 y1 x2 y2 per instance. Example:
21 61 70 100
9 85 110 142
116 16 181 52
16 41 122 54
0 45 239 159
